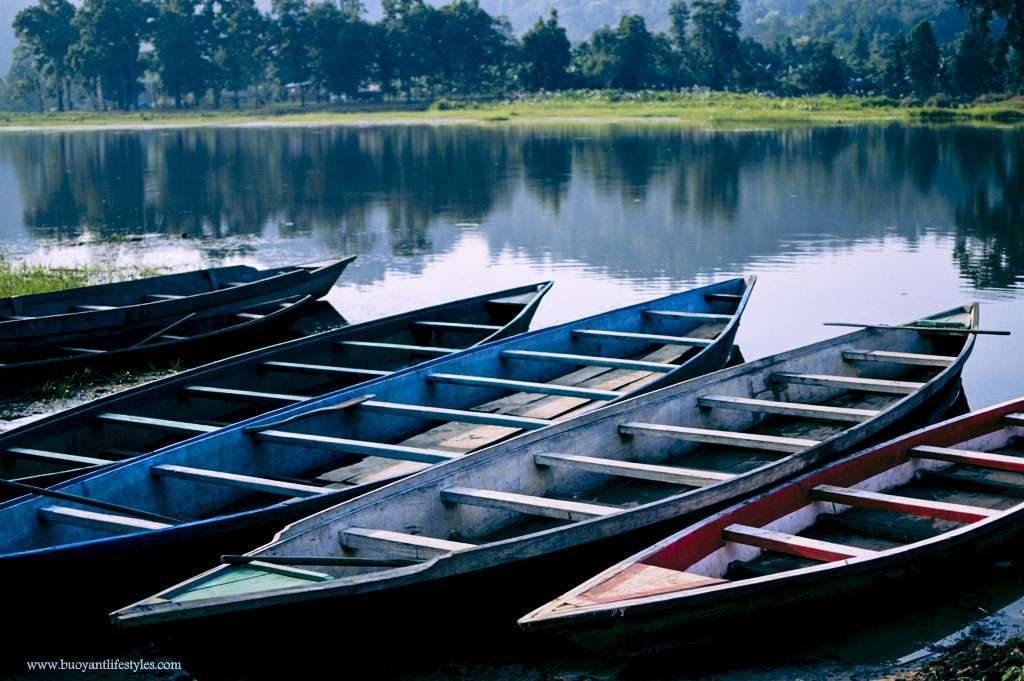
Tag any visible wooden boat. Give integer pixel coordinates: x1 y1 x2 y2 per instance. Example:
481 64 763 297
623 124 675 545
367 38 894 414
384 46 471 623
109 304 975 667
0 278 750 640
518 397 1024 655
0 282 552 498
0 256 355 354
0 294 315 376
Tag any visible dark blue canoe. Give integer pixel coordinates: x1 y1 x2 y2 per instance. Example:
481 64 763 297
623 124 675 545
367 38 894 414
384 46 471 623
0 276 752 632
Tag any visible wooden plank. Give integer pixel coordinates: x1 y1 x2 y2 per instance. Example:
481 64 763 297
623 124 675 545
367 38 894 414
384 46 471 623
427 373 622 401
38 506 172 534
697 395 879 423
842 349 954 368
501 350 677 373
336 341 457 356
414 321 501 332
144 294 184 301
150 464 327 498
910 445 1024 472
263 361 391 379
358 400 551 430
235 312 265 320
58 346 106 355
3 447 113 467
340 527 474 559
534 452 734 487
772 372 923 395
704 293 742 303
253 430 460 465
96 413 219 434
825 323 1005 336
1004 414 1024 428
918 469 1024 499
643 310 732 322
183 386 309 405
571 329 714 347
723 524 878 562
619 422 819 453
72 304 117 311
440 486 618 521
810 484 999 523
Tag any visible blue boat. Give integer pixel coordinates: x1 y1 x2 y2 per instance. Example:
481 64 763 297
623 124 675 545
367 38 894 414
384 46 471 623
0 276 753 634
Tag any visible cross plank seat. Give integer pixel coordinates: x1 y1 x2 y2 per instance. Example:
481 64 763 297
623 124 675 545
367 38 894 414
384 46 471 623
340 527 474 559
501 350 678 373
910 445 1024 472
427 373 623 401
96 413 220 434
3 448 113 467
183 386 309 405
440 487 619 521
413 321 501 332
38 506 172 534
571 329 714 347
263 361 392 379
150 464 328 498
619 422 820 453
723 524 878 562
336 341 457 356
252 430 460 465
144 294 184 301
357 401 551 429
772 372 924 395
697 395 880 423
1004 414 1024 428
235 312 265 320
72 305 117 312
534 453 734 487
810 484 999 523
704 293 742 303
58 346 106 355
842 349 954 367
643 310 733 322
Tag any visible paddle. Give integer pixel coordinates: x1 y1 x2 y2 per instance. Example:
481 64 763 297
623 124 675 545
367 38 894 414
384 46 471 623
0 478 184 525
824 322 1010 336
221 554 421 568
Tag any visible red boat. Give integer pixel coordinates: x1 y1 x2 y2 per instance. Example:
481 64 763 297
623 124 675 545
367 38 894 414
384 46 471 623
520 397 1024 655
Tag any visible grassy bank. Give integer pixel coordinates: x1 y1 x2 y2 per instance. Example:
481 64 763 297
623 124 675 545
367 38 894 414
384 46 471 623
1 92 1021 129
0 259 160 297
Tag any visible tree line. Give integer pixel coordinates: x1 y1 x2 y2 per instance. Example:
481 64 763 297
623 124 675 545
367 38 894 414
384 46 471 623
3 0 1021 113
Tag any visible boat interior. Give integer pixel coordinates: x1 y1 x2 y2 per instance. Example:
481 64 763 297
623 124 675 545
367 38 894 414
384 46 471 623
0 285 548 484
555 402 1024 612
133 307 975 607
0 280 749 555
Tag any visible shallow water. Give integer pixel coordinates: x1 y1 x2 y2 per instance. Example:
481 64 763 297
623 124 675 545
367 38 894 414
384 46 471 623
0 122 1021 675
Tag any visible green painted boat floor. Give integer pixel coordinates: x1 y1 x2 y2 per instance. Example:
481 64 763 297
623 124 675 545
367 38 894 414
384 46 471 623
171 565 330 603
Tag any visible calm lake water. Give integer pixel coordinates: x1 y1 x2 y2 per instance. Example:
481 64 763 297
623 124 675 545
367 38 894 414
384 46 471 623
0 123 1022 674
0 123 1020 409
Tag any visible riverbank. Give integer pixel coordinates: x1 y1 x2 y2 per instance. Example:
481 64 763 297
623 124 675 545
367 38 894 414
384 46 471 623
1 92 1022 131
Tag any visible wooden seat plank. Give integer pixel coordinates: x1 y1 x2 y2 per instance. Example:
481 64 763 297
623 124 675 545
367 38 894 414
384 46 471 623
253 430 460 465
501 350 677 373
96 413 219 434
4 448 113 467
620 422 819 453
427 373 622 401
571 329 714 347
340 527 474 559
535 452 734 487
441 486 619 521
910 445 1024 473
38 505 171 534
151 464 327 497
337 341 457 356
842 349 954 367
723 524 878 562
643 310 732 322
263 361 391 379
414 321 501 332
698 395 880 423
772 372 924 395
358 401 551 430
183 386 309 405
810 484 999 523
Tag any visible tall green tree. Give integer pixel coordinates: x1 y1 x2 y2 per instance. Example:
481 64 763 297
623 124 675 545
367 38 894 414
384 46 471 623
668 0 690 52
953 23 998 96
13 0 78 111
906 20 940 96
690 0 742 89
266 0 312 105
801 40 847 94
612 15 657 90
69 0 154 110
955 0 1024 91
880 32 908 97
206 0 266 108
521 10 571 91
307 0 374 99
434 0 512 95
153 0 210 108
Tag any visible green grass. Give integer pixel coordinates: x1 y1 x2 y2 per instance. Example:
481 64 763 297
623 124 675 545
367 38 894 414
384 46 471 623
1 92 1021 129
0 259 161 297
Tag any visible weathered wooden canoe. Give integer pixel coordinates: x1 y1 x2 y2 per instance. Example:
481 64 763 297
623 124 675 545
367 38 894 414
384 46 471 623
0 256 354 354
0 282 551 497
0 294 315 376
518 397 1024 655
109 304 975 666
0 278 750 639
